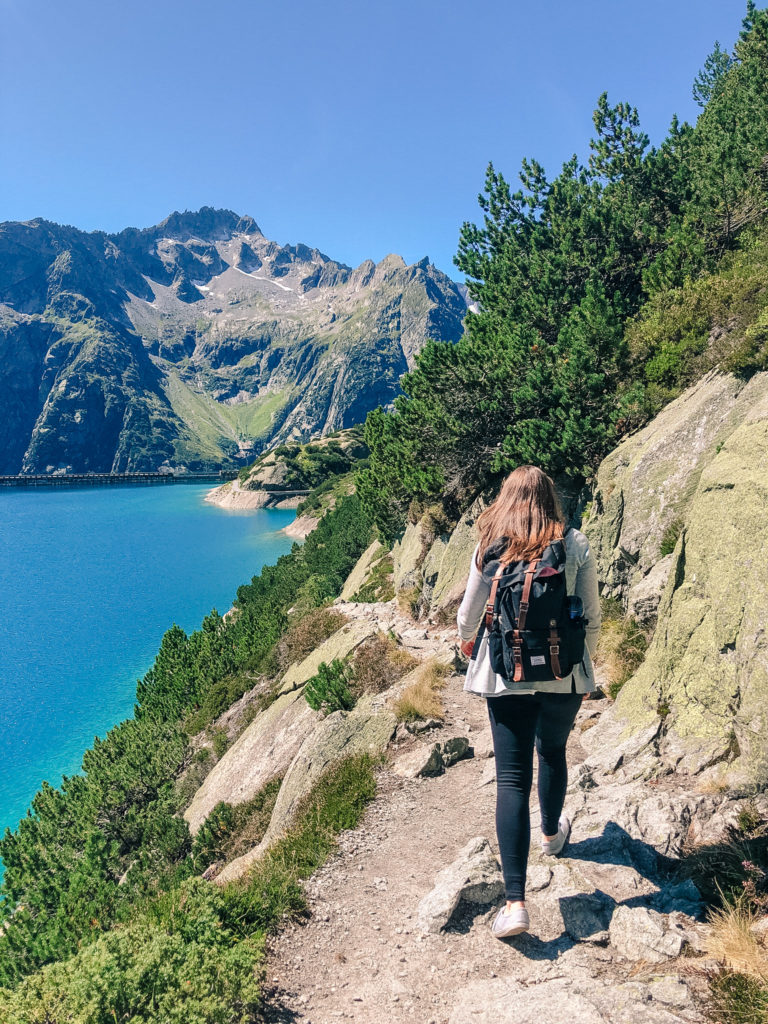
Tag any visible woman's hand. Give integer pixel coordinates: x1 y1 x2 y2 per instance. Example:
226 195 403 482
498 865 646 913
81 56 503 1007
460 638 475 659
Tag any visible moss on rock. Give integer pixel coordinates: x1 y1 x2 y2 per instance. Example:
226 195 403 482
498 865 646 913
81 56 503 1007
612 395 768 786
584 372 768 598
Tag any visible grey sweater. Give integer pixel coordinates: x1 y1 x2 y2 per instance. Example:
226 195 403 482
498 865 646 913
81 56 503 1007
457 529 601 696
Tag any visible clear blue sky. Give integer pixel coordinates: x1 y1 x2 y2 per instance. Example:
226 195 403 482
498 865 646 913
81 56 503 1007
0 0 748 277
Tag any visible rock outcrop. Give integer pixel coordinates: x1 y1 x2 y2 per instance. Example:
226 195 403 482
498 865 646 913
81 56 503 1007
416 836 504 934
216 693 397 883
184 686 319 834
277 619 377 695
389 496 485 618
423 497 485 616
583 370 768 600
585 370 768 787
339 539 384 600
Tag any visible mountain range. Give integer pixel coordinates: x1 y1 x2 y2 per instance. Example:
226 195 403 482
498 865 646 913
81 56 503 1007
0 207 466 473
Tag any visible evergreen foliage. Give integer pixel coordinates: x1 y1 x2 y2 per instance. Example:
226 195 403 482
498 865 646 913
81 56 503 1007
0 753 377 1023
304 659 357 713
360 6 768 537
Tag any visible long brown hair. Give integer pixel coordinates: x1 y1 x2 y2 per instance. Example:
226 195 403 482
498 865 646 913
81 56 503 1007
476 466 565 568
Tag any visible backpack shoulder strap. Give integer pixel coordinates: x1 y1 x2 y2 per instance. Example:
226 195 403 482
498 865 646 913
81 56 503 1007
517 559 540 631
484 567 505 630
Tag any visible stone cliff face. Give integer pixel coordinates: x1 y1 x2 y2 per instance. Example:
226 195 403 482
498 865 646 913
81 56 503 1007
584 370 768 789
0 209 466 473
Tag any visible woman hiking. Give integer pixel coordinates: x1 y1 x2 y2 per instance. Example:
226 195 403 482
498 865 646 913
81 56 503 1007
457 466 600 939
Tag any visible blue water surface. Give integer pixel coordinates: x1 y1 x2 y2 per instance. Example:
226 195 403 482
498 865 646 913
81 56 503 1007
0 484 296 852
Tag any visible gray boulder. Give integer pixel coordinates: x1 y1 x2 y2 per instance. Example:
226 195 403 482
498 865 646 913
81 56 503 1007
391 521 430 592
417 836 504 933
609 905 692 963
441 736 472 767
393 741 444 779
625 554 674 628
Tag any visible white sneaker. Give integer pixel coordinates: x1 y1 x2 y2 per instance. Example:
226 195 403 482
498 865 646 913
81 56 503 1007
541 815 571 856
491 905 529 939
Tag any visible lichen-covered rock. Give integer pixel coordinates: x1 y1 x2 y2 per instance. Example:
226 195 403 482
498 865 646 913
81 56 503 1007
278 619 377 695
339 539 384 600
419 532 450 608
183 686 318 834
391 521 430 592
612 390 768 785
216 694 397 883
584 371 768 599
426 497 486 616
416 836 503 933
441 736 471 767
626 553 674 627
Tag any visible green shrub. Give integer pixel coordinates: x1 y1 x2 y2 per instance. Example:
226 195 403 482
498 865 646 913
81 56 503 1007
212 729 229 760
708 970 768 1024
304 659 356 713
0 755 377 1022
0 879 263 1024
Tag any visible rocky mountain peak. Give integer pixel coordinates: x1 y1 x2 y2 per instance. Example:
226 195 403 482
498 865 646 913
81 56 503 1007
148 207 262 243
0 209 467 474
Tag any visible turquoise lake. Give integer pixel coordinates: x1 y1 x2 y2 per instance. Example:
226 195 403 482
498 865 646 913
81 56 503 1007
0 484 296 855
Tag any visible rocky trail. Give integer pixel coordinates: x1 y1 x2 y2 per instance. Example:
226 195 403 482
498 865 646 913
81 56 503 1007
254 600 739 1024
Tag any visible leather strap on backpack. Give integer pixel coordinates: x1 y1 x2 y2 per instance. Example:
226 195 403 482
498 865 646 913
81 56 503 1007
484 567 505 630
549 620 564 679
512 559 539 682
512 630 525 682
517 560 539 631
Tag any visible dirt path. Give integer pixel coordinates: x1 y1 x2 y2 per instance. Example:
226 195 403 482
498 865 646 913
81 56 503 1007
258 671 710 1024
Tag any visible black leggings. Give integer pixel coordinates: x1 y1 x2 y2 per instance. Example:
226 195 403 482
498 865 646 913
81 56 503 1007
487 689 582 901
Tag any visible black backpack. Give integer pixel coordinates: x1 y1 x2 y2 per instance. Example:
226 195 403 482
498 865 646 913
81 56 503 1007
475 536 587 685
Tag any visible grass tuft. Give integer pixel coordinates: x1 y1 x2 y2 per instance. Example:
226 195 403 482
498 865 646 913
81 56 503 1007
394 660 450 722
660 517 685 557
706 901 768 982
351 634 418 696
595 598 649 699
